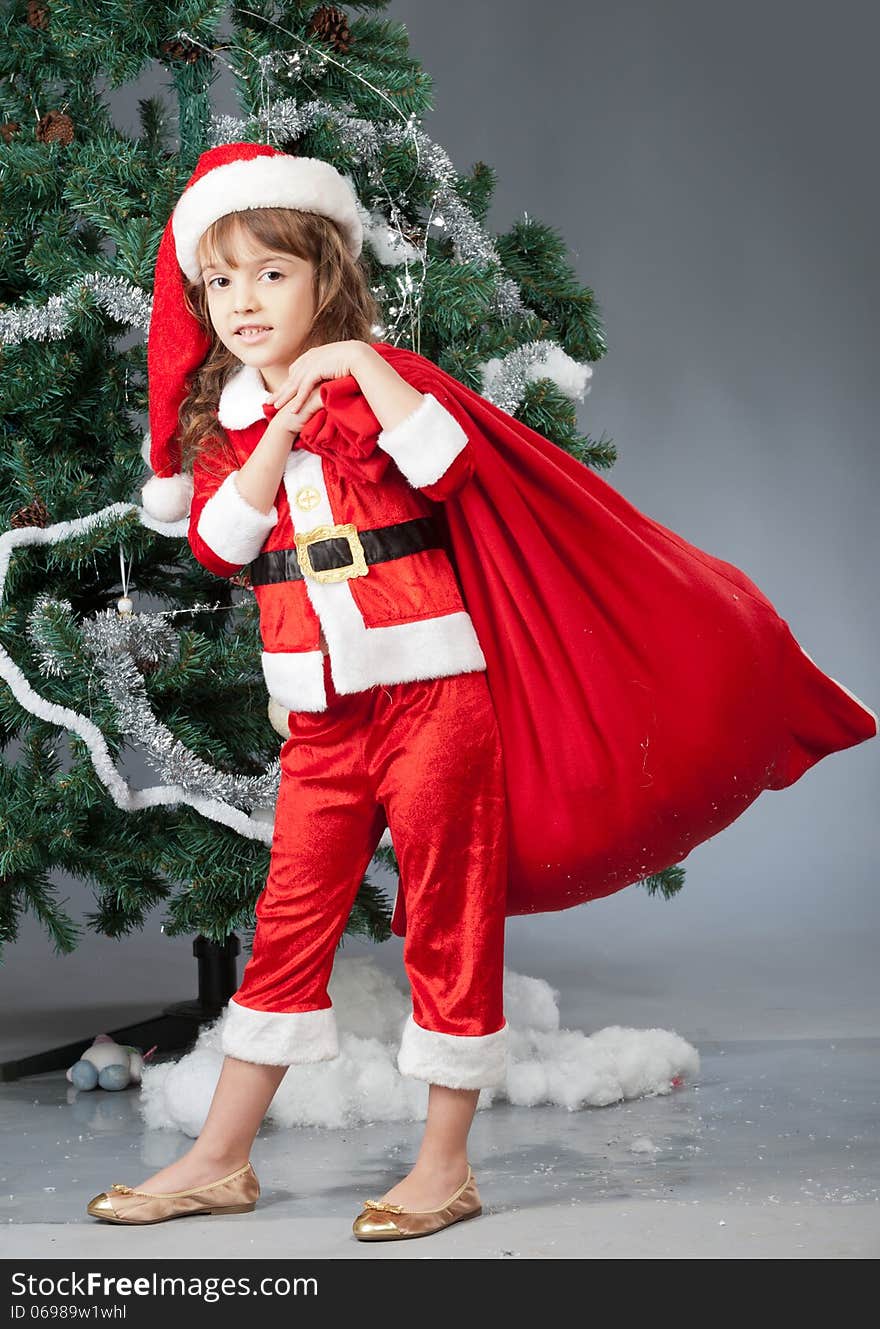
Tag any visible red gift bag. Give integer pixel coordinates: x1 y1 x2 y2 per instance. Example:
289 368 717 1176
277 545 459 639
305 345 878 937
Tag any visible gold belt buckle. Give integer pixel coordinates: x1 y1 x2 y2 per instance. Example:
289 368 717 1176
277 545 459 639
295 522 368 584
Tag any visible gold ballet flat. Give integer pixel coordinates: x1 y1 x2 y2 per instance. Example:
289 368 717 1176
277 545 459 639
352 1165 482 1241
86 1160 260 1225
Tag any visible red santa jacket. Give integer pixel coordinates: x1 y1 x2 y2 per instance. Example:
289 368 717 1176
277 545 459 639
187 360 487 713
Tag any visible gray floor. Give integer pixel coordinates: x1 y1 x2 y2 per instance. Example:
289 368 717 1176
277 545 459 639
1 1038 878 1258
3 921 879 1258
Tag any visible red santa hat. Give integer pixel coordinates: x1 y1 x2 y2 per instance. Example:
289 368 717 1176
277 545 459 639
141 141 363 523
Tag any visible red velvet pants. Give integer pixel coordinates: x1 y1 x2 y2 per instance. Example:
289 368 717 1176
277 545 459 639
220 655 510 1089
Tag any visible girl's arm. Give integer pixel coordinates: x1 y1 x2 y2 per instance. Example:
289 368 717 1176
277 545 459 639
234 385 324 513
190 390 325 577
188 439 279 579
352 344 474 502
349 344 426 431
234 412 297 515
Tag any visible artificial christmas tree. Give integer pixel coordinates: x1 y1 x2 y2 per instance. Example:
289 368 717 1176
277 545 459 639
0 1 613 1075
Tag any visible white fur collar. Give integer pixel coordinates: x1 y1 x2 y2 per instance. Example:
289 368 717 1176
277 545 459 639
216 362 273 430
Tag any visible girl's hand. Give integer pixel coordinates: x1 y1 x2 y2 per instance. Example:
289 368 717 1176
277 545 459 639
265 385 325 439
270 339 369 415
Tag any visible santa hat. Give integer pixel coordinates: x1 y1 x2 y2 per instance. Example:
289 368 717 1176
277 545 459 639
141 141 363 523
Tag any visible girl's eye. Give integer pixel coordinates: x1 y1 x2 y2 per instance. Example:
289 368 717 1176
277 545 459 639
205 270 282 290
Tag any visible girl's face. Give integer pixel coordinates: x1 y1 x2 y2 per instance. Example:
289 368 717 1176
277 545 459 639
198 220 317 386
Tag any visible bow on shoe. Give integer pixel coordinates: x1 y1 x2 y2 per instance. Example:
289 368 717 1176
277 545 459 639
362 1197 405 1213
263 374 393 485
110 1183 135 1194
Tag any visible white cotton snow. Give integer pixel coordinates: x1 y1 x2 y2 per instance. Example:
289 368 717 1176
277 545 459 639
479 344 593 404
138 956 700 1136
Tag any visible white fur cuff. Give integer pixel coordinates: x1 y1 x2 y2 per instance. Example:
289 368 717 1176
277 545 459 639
397 1014 509 1089
220 997 339 1065
195 470 278 567
261 648 327 712
377 393 468 488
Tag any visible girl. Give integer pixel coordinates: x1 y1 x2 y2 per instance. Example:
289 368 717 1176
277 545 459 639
86 141 878 1237
86 143 506 1241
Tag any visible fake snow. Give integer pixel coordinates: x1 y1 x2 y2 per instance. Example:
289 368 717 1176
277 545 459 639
138 957 699 1136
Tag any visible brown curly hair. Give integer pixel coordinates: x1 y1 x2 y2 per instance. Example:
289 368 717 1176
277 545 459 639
178 206 382 479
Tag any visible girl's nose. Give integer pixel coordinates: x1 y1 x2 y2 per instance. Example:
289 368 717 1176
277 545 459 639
233 284 261 312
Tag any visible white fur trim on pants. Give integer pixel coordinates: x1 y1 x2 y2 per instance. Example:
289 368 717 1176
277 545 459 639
220 996 339 1065
397 1014 509 1089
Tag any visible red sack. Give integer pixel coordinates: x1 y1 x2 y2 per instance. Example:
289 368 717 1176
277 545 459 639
305 344 878 935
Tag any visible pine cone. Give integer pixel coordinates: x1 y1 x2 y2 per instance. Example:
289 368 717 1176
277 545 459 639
0 121 20 144
307 5 352 54
10 497 50 528
36 110 74 144
159 36 209 64
26 0 49 29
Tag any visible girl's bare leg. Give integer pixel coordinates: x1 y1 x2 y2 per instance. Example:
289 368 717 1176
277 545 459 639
372 1083 480 1210
128 1056 288 1193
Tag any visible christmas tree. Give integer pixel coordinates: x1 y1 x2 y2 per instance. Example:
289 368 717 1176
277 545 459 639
0 0 683 977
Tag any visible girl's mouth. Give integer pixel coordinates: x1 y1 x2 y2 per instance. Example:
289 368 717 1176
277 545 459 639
235 326 273 343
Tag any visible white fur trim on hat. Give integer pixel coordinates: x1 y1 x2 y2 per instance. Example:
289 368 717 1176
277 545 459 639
172 154 363 281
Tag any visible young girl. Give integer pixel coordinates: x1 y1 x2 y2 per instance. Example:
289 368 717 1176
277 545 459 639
86 143 506 1241
86 141 878 1238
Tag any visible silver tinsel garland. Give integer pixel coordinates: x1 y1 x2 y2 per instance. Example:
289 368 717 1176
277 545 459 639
208 88 525 328
26 594 279 814
0 272 152 345
1 505 277 843
2 45 588 416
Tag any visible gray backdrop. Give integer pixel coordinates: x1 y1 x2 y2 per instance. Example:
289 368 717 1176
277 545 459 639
2 1 877 1058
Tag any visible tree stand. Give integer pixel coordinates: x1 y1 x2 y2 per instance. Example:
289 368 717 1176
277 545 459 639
0 934 240 1082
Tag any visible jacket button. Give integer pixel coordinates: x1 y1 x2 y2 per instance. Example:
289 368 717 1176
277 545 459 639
295 486 320 511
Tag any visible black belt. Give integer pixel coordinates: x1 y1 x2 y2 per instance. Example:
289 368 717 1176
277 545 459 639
248 515 445 585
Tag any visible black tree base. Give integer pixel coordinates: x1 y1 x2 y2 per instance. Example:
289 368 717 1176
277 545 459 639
0 934 241 1083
